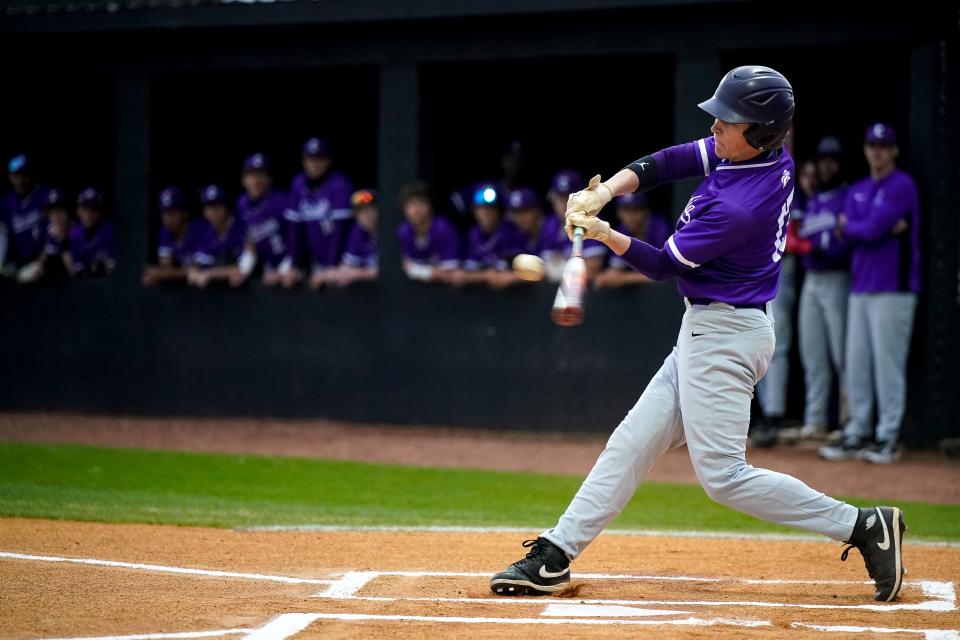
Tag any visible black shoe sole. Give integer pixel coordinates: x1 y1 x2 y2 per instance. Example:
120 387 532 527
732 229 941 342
490 578 568 596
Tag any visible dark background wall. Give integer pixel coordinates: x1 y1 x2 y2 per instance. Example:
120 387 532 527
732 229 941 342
1 1 957 446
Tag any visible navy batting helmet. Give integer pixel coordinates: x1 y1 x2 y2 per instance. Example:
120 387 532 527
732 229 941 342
699 66 795 151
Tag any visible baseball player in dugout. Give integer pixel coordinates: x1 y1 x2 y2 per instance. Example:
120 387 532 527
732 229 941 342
490 67 906 603
818 123 920 465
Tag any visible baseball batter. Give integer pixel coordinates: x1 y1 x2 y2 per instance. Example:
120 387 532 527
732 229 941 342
491 66 906 603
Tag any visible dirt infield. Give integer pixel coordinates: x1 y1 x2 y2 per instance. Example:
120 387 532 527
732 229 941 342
2 412 958 503
1 518 958 639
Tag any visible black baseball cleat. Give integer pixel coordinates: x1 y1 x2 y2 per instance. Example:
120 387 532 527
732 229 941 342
490 537 571 596
841 506 906 602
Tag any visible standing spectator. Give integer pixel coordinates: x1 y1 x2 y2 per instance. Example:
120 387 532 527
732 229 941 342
820 123 920 464
143 187 206 286
788 138 851 442
327 189 379 287
280 137 353 290
451 184 523 288
396 179 460 284
236 153 288 286
1 154 49 277
542 169 606 282
594 192 671 289
187 184 249 288
67 188 116 278
17 188 72 284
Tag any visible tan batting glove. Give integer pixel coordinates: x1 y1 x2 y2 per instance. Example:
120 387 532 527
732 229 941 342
565 211 611 242
565 174 614 218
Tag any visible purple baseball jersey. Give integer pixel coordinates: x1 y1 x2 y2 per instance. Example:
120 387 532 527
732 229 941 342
237 190 288 268
285 172 353 269
157 219 207 267
620 136 796 305
843 169 920 294
539 214 607 261
397 216 461 268
608 216 672 269
68 220 117 276
1 186 49 263
799 185 850 271
464 219 524 271
342 225 378 269
43 222 71 257
193 217 247 268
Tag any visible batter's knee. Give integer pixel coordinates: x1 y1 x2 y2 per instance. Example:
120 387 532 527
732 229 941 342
688 449 750 505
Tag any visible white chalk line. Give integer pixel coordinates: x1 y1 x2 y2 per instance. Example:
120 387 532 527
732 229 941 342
792 622 960 639
37 630 252 640
238 524 960 548
9 550 957 637
314 569 956 612
0 551 334 586
271 612 772 628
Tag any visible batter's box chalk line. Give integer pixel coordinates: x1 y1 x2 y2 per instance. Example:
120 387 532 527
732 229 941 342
4 550 955 639
315 569 957 613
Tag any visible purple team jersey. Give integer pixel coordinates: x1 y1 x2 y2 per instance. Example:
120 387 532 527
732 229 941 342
193 217 247 268
157 219 207 267
799 185 850 272
43 223 70 258
68 220 116 276
342 225 378 269
621 136 796 305
608 216 672 269
843 169 920 294
285 172 353 269
464 219 523 271
397 216 461 268
237 191 288 268
1 186 49 263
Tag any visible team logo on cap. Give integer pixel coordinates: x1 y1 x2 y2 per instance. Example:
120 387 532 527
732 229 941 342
206 186 219 200
251 153 264 168
161 192 174 207
509 192 523 208
873 124 885 138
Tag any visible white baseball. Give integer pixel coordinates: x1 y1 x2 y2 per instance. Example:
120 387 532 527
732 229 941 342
512 253 546 282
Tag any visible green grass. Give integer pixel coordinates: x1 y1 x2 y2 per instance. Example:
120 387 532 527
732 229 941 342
0 441 958 541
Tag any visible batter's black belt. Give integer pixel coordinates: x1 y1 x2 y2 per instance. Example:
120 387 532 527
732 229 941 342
687 297 769 312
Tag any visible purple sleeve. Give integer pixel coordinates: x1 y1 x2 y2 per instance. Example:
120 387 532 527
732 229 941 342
157 227 174 259
464 228 482 270
397 223 414 260
68 227 85 271
664 200 752 269
618 238 685 281
651 137 718 183
435 219 461 267
844 177 917 243
330 175 354 221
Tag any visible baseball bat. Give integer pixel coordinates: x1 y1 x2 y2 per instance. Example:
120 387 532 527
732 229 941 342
551 226 587 327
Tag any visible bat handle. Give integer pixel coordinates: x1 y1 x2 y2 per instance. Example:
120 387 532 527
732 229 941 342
572 226 584 257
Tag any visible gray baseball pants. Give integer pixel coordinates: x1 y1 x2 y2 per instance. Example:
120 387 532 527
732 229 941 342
541 301 859 559
798 270 850 429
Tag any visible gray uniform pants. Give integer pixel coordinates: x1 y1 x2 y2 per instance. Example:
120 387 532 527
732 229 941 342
757 254 796 417
798 271 849 428
541 301 858 560
842 292 917 444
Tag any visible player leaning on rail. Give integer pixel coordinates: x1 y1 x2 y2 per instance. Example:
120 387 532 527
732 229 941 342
490 66 906 603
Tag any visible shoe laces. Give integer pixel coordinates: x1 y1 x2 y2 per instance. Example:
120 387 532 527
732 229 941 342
840 543 878 581
521 538 544 559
